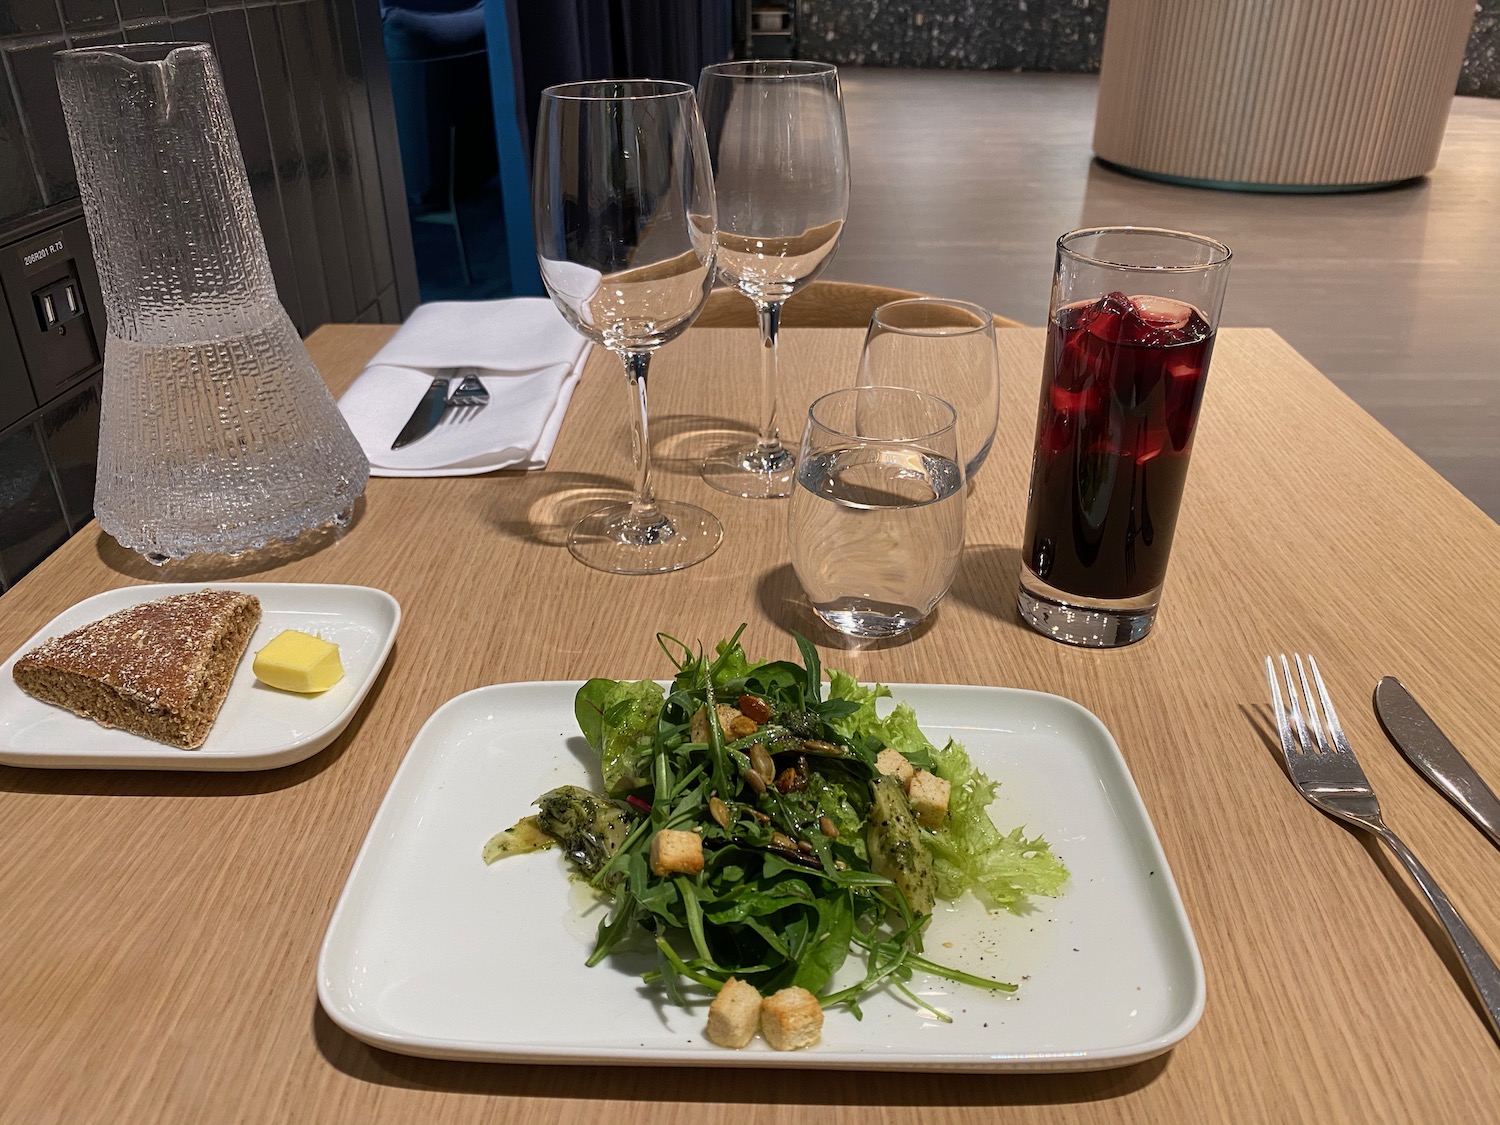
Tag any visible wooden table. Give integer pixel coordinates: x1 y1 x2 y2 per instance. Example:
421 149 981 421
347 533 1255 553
3 325 1499 1123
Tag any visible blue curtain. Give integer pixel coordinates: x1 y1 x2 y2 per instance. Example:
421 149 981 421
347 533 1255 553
511 0 734 156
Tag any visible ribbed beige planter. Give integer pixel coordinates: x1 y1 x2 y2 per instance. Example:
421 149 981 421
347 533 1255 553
1093 0 1476 191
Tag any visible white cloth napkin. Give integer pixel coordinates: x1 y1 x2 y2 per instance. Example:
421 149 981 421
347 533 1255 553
337 298 590 476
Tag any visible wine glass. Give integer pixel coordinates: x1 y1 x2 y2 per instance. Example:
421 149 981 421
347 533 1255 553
697 60 850 499
532 81 722 573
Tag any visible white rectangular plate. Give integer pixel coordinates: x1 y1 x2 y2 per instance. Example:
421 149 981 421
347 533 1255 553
0 583 400 770
318 681 1204 1070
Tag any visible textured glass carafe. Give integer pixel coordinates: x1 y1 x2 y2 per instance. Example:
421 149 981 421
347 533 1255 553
56 42 368 563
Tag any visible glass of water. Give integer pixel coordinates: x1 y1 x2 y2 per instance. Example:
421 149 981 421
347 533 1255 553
788 386 966 638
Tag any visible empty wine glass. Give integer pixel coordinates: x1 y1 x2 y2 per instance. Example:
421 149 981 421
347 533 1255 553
533 80 721 573
697 60 850 499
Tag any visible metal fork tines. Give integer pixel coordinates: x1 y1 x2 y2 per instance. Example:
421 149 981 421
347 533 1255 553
445 368 490 424
1266 653 1500 1041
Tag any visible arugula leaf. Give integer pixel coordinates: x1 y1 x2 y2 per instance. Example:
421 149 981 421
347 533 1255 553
816 697 861 722
793 632 823 704
792 896 856 993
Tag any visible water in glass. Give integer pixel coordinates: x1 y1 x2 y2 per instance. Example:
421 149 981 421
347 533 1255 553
788 387 965 638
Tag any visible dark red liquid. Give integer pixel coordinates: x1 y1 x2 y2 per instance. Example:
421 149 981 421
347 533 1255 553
1023 292 1214 601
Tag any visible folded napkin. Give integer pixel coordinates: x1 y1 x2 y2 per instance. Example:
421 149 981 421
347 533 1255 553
337 298 590 477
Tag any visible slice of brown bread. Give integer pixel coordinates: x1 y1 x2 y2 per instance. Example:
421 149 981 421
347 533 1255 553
12 589 262 749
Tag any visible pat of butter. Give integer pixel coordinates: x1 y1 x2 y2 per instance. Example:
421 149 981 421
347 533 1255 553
252 630 344 694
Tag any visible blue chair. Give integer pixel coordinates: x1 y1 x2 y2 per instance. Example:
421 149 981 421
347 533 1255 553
482 0 541 293
382 0 497 285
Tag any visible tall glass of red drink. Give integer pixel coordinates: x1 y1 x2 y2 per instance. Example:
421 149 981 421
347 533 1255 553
1018 227 1231 647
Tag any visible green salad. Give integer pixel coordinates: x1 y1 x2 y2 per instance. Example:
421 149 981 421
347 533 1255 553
483 628 1068 1029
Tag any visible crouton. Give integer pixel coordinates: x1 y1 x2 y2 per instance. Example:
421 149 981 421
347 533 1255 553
875 747 915 786
649 828 704 877
706 977 762 1048
690 706 710 744
760 986 823 1050
690 704 747 744
906 769 951 829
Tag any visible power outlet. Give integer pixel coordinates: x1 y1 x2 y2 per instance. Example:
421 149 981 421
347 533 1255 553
0 209 105 407
33 276 87 332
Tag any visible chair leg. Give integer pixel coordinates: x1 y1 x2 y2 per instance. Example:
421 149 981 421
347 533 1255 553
447 124 471 285
453 224 471 286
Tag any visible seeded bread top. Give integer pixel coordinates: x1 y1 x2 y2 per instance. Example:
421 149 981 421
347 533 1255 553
14 590 262 713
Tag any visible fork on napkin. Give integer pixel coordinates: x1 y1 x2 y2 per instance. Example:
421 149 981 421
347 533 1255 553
337 298 590 476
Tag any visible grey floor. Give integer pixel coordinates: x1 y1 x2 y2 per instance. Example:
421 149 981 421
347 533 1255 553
824 69 1500 520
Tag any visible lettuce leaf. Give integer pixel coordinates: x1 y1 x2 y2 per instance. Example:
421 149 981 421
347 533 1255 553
826 670 936 771
924 739 1068 910
827 667 1068 911
574 678 664 793
826 668 885 721
711 637 754 684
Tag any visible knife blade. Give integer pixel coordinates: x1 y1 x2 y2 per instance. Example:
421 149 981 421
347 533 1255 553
391 376 451 449
1375 676 1500 849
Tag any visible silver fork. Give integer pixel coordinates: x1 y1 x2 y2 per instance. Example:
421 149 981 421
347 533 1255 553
1267 653 1500 1040
445 368 490 424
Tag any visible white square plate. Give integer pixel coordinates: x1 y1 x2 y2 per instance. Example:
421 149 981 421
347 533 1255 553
317 682 1204 1070
0 583 400 770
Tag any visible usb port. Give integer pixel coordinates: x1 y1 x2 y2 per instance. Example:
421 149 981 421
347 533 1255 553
63 283 78 314
37 292 57 328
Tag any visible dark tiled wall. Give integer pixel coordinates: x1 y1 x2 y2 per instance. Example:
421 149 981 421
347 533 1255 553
0 374 98 590
800 0 1107 71
1461 0 1500 97
0 0 419 334
802 0 1500 95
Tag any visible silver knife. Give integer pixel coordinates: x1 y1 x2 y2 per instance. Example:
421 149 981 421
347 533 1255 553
1375 676 1500 849
391 376 451 449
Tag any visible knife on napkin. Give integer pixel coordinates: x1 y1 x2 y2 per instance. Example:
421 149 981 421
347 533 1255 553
1375 676 1500 849
338 298 589 476
391 376 451 449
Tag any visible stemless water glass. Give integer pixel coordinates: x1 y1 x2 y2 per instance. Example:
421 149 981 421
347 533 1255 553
532 81 721 574
1018 226 1231 646
698 60 850 499
788 387 965 638
857 298 1001 481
